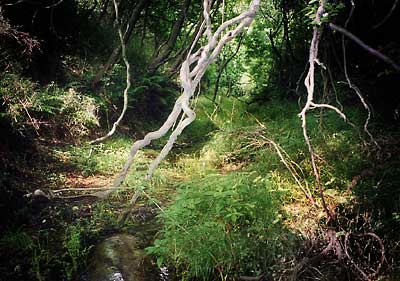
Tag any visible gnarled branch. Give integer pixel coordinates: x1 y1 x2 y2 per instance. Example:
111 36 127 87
111 0 261 195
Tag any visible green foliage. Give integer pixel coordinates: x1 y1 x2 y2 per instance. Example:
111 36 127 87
146 173 293 280
52 135 152 176
0 73 99 137
0 229 34 252
303 0 345 25
63 224 92 280
0 229 56 280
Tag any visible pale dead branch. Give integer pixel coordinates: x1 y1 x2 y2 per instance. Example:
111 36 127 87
299 0 334 221
90 0 131 144
83 0 261 201
114 0 260 185
329 23 400 72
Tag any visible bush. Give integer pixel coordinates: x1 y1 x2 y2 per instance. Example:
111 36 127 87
147 172 293 280
0 73 99 138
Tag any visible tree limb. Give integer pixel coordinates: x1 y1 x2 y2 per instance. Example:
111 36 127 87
147 0 192 73
299 0 334 222
110 0 261 196
336 0 380 148
373 0 399 29
92 0 149 85
329 23 400 72
89 0 131 144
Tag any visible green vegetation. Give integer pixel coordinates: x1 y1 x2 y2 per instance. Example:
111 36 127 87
0 73 99 137
63 224 92 280
1 0 400 280
145 97 388 279
147 172 292 280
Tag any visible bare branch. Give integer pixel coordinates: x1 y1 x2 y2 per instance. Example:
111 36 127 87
52 187 120 193
338 0 380 148
89 0 131 144
108 0 261 193
329 23 400 72
299 0 334 221
203 0 213 41
309 102 347 121
373 0 399 29
344 232 385 280
261 136 315 204
148 0 192 72
5 0 65 8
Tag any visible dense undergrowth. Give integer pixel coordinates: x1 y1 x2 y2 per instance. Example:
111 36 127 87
1 79 400 280
1 59 399 280
144 97 400 280
1 0 400 279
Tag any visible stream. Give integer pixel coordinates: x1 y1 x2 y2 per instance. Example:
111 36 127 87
84 207 172 281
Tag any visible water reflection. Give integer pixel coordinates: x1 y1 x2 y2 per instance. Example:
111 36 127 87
159 266 169 281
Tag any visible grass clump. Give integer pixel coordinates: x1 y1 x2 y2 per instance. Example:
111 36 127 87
146 172 293 280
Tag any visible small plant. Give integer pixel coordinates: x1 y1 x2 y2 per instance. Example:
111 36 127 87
63 224 92 280
147 172 293 280
0 229 34 251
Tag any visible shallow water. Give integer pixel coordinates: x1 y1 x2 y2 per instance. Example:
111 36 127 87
84 213 173 281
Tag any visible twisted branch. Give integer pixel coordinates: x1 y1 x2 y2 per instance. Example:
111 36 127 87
112 0 261 192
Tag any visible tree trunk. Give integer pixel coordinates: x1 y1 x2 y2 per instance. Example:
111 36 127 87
169 16 203 74
213 36 243 101
92 0 149 85
169 0 223 74
147 0 192 73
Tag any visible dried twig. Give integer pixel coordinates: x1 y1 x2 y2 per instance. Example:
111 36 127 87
52 186 120 193
5 0 65 8
258 134 315 205
290 228 340 281
17 97 40 136
344 232 385 280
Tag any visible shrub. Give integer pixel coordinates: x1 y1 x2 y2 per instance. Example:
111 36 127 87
58 87 99 137
0 73 99 138
147 172 293 280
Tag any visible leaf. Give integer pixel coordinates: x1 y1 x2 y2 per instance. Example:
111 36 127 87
157 256 165 268
131 85 149 95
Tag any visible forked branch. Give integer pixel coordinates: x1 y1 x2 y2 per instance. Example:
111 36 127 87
111 0 261 190
299 0 334 221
